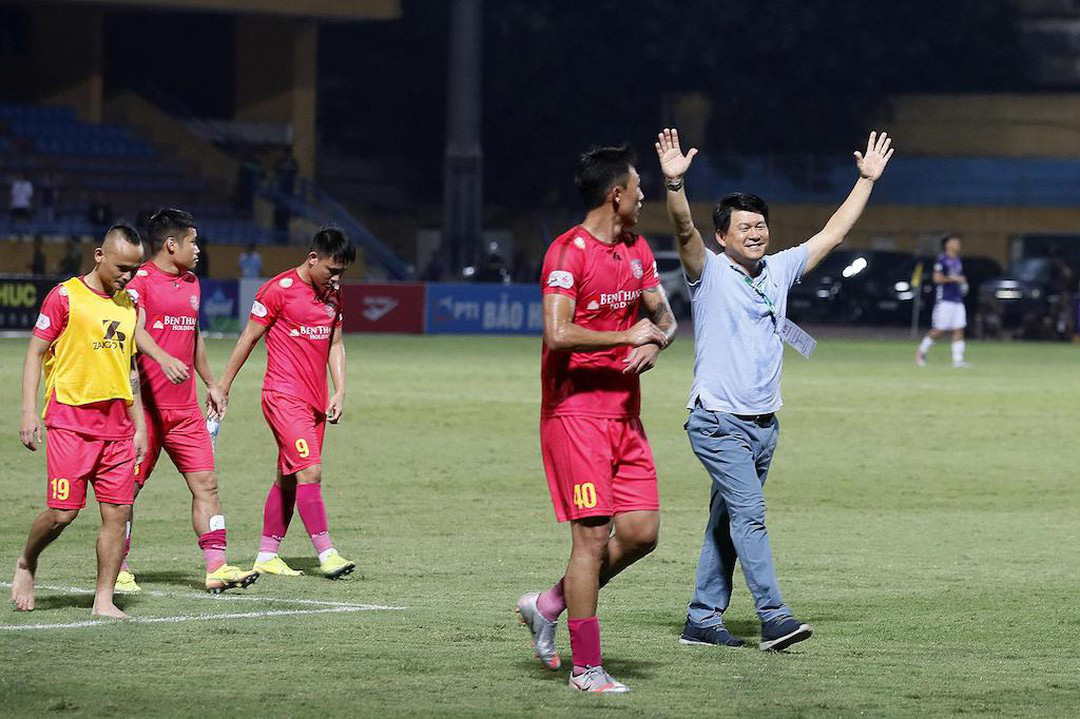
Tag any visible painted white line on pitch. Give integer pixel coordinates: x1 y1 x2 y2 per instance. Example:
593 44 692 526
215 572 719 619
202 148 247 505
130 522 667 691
1 605 394 632
1 582 405 610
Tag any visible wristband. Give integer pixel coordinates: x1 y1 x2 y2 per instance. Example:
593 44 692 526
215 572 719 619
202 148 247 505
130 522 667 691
665 178 684 192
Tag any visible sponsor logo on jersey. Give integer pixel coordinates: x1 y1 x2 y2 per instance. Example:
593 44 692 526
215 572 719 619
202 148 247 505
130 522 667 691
547 270 574 289
586 300 600 311
126 288 139 303
93 319 127 351
136 269 149 277
279 277 293 288
288 325 332 340
251 300 268 318
153 315 197 331
593 288 642 311
630 259 643 279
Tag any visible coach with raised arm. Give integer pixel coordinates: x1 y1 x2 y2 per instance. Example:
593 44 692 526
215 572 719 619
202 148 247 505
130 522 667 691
656 128 893 652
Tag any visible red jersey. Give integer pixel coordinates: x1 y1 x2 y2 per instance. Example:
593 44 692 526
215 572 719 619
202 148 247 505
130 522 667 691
540 226 660 418
250 269 343 411
33 280 134 439
125 262 201 410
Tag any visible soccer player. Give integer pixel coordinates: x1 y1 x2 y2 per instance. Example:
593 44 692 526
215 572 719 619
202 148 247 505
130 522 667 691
219 228 356 579
121 208 258 594
656 127 892 651
916 235 970 367
515 145 676 694
12 223 147 618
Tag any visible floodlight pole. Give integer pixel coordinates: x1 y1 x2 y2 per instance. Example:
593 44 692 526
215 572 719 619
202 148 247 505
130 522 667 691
443 0 483 273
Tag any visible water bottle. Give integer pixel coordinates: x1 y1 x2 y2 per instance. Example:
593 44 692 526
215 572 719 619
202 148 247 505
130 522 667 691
206 417 220 453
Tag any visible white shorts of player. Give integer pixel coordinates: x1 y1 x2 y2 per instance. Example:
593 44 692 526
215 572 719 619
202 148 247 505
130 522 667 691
932 300 967 331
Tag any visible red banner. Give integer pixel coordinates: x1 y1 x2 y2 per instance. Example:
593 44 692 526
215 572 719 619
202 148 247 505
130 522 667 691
341 283 426 333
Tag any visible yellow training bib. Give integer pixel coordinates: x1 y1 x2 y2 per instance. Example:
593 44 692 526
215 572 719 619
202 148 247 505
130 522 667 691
43 277 137 410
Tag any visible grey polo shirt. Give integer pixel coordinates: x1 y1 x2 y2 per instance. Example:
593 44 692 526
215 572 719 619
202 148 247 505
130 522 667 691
686 244 809 414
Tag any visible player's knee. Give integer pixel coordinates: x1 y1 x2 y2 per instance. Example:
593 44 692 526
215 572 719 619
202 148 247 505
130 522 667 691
188 471 218 497
295 465 322 484
47 508 79 528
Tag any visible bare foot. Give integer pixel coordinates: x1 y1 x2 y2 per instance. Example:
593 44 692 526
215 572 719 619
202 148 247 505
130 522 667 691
91 602 129 620
11 558 35 611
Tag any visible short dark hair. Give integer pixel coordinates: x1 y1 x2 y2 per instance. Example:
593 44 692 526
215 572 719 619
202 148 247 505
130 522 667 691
941 234 960 249
147 208 196 251
713 192 770 234
103 221 142 247
575 144 637 210
310 227 356 265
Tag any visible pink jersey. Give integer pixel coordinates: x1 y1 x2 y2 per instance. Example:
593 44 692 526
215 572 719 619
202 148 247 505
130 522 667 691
125 262 201 410
33 281 133 439
540 226 660 418
250 269 343 411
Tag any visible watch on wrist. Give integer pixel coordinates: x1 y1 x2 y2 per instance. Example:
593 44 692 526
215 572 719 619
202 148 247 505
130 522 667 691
665 178 684 192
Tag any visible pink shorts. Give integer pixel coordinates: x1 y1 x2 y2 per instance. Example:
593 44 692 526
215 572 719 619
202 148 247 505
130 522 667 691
137 406 214 484
45 427 136 509
261 391 326 475
540 415 659 523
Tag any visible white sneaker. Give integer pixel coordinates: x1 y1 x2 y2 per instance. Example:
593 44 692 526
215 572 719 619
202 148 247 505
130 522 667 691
515 592 561 670
569 665 629 694
953 361 972 368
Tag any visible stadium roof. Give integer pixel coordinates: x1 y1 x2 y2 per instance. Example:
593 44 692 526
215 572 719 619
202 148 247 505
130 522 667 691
53 0 399 21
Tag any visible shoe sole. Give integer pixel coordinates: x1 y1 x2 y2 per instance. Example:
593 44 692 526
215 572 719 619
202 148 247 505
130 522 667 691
679 635 746 648
206 572 260 595
760 624 813 652
322 563 355 580
515 603 562 671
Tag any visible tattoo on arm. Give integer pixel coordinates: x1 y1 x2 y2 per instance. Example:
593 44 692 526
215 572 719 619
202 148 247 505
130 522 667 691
644 287 677 344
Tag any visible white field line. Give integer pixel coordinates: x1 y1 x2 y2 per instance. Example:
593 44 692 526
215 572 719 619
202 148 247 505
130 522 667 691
1 581 406 632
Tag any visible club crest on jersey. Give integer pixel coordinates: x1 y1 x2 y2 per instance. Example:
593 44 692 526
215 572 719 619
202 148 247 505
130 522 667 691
190 295 200 311
35 313 50 331
251 300 268 318
630 259 644 279
126 288 139 304
280 277 293 288
573 237 586 250
547 270 574 289
325 304 335 318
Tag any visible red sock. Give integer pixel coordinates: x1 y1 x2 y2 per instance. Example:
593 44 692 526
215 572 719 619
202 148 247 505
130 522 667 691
536 578 565 621
296 483 333 556
568 616 602 672
260 483 296 552
197 529 227 573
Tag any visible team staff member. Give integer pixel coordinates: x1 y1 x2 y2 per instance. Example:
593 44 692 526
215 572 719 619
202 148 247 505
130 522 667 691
12 223 147 618
657 127 893 651
219 228 356 580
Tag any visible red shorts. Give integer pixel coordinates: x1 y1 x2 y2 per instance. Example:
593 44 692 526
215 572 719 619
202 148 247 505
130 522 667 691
137 406 214 484
45 427 136 509
261 390 326 475
540 415 659 523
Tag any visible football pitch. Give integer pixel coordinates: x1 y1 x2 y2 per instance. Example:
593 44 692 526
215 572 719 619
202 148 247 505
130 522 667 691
0 334 1077 718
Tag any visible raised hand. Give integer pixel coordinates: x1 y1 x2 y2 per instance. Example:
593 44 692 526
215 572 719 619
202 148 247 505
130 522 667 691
854 131 894 181
655 128 698 181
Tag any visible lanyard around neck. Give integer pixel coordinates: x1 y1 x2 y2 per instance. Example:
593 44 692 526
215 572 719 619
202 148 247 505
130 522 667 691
730 264 779 326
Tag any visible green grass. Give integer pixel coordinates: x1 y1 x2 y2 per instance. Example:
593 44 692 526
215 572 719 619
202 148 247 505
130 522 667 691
0 334 1078 717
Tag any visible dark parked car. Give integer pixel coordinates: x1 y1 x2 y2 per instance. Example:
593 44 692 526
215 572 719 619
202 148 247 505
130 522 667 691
869 255 1002 327
787 249 909 324
978 257 1076 339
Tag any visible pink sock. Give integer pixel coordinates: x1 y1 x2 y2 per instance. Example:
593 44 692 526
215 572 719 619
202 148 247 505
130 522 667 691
260 483 296 551
296 483 333 556
568 616 602 673
536 578 565 621
198 529 227 573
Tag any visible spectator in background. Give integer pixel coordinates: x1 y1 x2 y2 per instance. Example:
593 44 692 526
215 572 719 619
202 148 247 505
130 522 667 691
10 173 33 221
88 196 113 232
57 238 82 277
38 174 57 226
238 243 263 278
29 235 47 276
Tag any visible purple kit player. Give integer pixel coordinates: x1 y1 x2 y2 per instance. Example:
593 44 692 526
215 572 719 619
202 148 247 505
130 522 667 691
916 235 970 368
